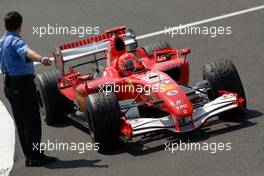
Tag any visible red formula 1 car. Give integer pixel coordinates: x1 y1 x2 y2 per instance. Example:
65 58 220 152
35 26 246 148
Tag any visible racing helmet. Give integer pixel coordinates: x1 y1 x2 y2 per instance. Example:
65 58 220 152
117 53 141 76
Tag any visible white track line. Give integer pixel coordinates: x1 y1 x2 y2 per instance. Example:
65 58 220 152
136 5 264 40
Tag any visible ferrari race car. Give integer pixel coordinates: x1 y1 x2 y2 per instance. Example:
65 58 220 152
35 26 246 148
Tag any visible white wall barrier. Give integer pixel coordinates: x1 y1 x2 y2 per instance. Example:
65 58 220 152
0 101 15 176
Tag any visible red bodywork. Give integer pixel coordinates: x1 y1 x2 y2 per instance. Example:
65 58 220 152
54 26 193 132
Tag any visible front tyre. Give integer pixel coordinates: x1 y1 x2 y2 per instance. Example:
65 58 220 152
86 92 123 149
202 59 246 116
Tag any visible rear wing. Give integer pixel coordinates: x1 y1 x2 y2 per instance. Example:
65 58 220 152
53 26 137 73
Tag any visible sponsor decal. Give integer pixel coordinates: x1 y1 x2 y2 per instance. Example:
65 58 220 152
147 72 158 79
176 100 184 105
166 90 178 96
131 119 144 124
153 80 170 88
159 80 170 86
222 93 235 99
175 100 188 112
160 84 176 92
140 73 168 83
176 104 188 111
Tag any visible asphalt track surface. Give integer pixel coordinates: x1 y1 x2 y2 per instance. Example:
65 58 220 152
0 0 264 176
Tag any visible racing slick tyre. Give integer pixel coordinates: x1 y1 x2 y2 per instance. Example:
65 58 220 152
142 41 171 56
86 92 123 149
202 59 246 117
35 69 74 125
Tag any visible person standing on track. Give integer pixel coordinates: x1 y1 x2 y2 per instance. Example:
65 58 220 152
0 11 56 167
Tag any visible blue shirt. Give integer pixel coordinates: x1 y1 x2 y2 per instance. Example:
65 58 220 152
0 31 35 76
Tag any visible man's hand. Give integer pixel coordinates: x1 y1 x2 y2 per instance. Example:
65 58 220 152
41 57 52 66
27 49 51 66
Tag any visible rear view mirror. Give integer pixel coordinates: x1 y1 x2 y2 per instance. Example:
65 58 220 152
179 48 191 55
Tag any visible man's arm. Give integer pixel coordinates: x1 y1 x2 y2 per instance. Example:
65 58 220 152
27 49 51 65
27 49 42 62
13 37 51 66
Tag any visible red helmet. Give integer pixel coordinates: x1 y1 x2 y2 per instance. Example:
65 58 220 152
117 53 143 76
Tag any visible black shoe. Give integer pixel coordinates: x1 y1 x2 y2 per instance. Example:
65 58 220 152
25 154 57 167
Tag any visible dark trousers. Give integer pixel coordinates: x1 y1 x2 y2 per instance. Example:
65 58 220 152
4 75 41 158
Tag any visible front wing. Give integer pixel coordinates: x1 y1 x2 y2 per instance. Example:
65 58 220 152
125 93 242 136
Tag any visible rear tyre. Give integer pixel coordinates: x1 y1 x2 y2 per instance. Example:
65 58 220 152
35 69 74 125
202 59 246 117
142 41 171 56
86 92 123 149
